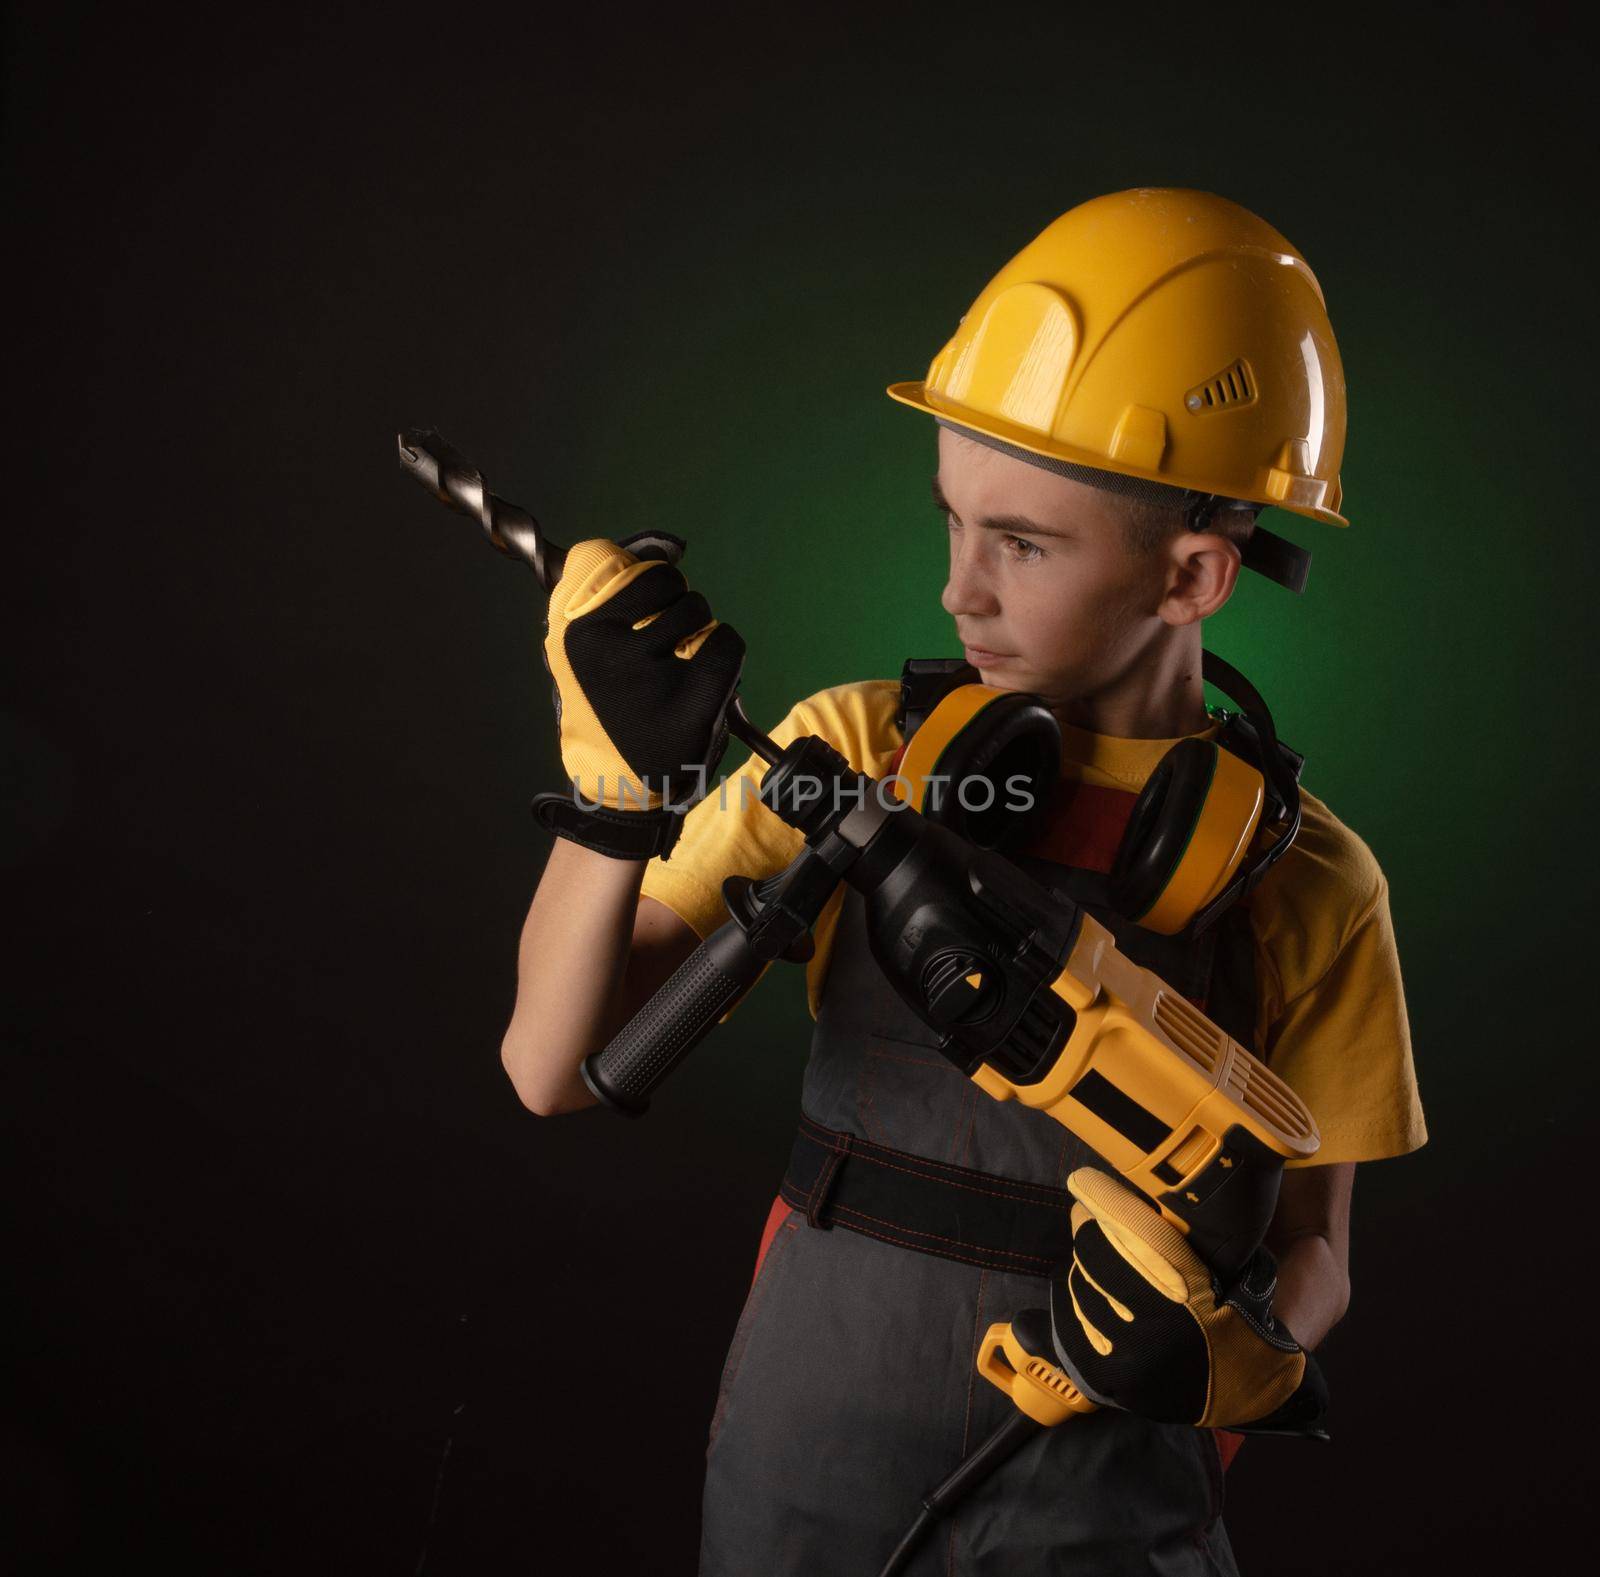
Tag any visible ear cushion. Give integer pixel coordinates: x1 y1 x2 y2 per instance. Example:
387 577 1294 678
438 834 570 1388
897 687 1061 851
1109 739 1219 925
1111 740 1267 934
960 699 1061 851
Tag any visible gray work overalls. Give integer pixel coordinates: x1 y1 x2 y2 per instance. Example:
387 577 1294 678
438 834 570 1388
699 760 1261 1576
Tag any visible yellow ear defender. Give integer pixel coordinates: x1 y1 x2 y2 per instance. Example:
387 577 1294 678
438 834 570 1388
889 683 1061 853
892 651 1301 937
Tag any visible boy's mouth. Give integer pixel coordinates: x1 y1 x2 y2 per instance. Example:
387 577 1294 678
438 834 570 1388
963 643 1015 664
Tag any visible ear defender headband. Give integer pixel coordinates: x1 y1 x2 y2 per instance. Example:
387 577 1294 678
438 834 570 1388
894 651 1302 936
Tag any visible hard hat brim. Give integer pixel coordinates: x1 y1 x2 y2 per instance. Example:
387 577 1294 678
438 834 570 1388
887 381 1349 530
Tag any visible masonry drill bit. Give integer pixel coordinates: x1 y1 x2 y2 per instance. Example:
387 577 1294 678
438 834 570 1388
397 427 567 589
396 426 777 762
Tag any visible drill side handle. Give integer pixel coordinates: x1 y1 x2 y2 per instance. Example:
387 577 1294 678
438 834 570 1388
581 920 766 1115
582 844 849 1115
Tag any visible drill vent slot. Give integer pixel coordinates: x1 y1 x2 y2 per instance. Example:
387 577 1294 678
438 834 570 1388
1233 1060 1315 1141
1154 992 1222 1073
1156 993 1312 1142
1026 1360 1075 1398
1185 359 1257 414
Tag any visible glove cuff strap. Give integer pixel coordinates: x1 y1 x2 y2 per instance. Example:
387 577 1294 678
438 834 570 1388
1228 1348 1330 1440
530 791 687 862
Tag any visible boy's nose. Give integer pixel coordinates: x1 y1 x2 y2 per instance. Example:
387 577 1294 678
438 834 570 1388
941 541 1001 618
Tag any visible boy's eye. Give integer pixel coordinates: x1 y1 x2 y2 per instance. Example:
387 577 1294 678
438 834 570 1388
941 510 1044 564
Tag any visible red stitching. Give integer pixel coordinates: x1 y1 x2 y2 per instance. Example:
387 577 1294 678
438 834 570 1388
956 1081 977 1169
796 1116 1071 1204
817 1212 1049 1274
783 1173 1063 1273
950 1267 989 1576
817 1147 1072 1211
861 1044 947 1070
829 1204 1057 1268
806 1144 848 1227
854 1035 885 1145
708 1210 796 1451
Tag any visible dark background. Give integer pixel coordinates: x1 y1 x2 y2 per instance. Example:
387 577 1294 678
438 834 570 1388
5 2 1593 1571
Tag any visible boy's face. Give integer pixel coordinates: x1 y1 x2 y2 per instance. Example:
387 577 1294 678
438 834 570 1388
934 426 1227 716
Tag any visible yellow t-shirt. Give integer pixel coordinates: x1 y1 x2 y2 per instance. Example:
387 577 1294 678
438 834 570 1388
640 680 1427 1170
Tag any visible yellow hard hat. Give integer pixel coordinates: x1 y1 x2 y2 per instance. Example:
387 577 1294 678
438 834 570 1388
888 188 1347 591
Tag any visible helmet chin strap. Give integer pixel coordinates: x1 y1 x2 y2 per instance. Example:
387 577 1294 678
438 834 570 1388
1182 493 1311 595
1237 523 1312 594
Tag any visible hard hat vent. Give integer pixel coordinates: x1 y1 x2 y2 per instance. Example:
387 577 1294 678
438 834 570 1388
1185 360 1256 415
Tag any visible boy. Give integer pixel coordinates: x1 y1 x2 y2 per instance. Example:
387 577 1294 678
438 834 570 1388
502 189 1426 1573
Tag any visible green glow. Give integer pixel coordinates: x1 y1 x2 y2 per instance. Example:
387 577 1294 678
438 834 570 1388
509 77 1595 1137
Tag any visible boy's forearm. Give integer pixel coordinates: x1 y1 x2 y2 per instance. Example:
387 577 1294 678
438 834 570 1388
1269 1231 1351 1353
501 837 647 1115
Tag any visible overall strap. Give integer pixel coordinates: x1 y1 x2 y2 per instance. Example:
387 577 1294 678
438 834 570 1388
780 1113 1074 1277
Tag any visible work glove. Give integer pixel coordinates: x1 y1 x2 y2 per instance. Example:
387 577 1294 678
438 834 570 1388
1049 1168 1328 1436
530 534 746 862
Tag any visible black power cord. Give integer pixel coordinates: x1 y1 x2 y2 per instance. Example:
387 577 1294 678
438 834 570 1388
876 1409 1043 1577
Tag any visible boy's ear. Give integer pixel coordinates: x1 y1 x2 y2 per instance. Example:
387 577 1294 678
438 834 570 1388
1159 534 1243 626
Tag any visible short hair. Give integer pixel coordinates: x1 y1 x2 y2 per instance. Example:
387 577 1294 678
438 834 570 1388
933 418 1260 560
1120 494 1261 558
